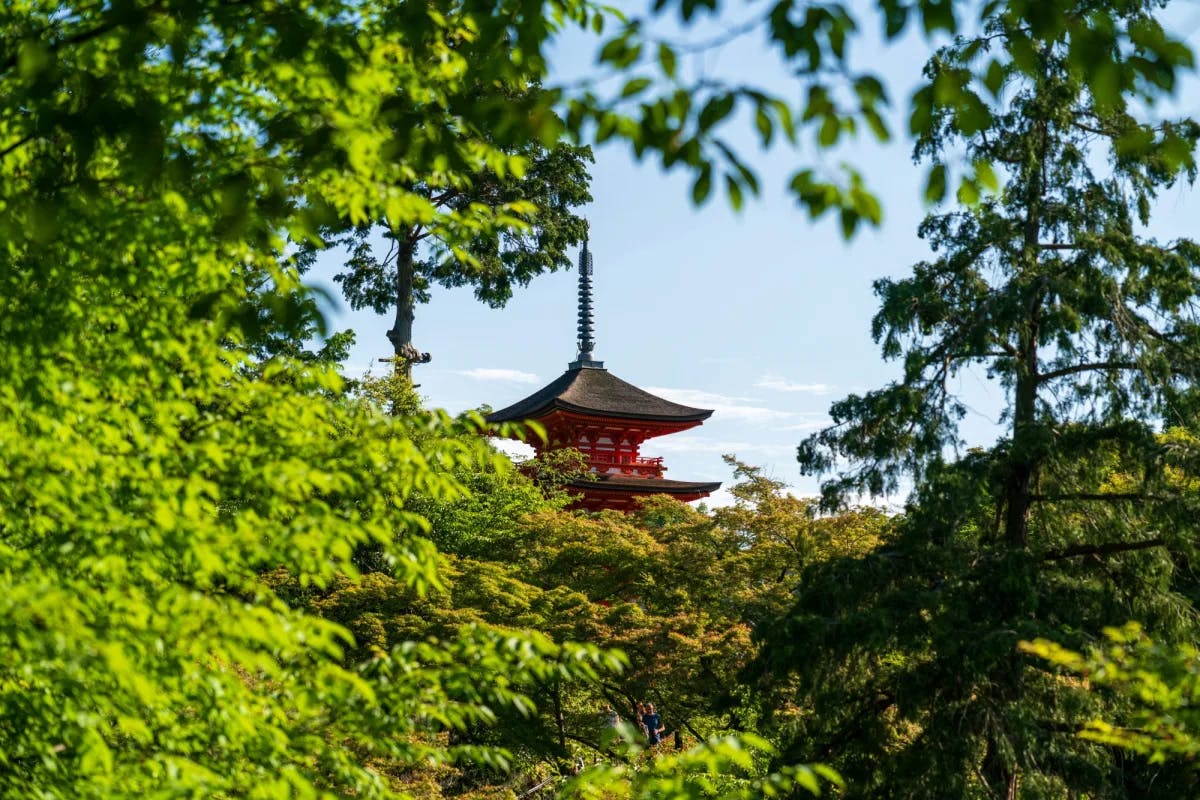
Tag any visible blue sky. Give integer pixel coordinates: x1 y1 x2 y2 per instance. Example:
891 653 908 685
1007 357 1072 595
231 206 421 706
308 3 1200 507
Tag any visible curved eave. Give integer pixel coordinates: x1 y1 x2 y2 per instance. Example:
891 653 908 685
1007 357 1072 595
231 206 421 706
525 398 713 424
486 366 714 426
570 477 722 495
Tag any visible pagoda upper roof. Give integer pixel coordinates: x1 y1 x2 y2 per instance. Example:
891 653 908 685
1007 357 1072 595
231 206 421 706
487 365 713 424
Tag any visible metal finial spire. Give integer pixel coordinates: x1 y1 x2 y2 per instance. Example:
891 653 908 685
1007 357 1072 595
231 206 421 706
577 237 594 356
570 234 603 369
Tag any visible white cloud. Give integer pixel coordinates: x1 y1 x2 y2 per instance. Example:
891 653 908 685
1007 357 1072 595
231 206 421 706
454 368 541 384
778 413 833 432
340 361 376 379
645 386 794 424
650 436 794 457
697 486 737 508
491 438 536 461
755 375 833 394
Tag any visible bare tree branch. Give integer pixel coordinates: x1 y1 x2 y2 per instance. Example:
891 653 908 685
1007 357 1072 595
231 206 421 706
1036 361 1139 383
1031 492 1160 503
1041 538 1166 562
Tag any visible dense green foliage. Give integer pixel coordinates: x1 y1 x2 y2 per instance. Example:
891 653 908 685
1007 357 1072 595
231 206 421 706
766 1 1200 797
277 437 885 794
0 1 756 796
1022 623 1200 766
4 0 1199 797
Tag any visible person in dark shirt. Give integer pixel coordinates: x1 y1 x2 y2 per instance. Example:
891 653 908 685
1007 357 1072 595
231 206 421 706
641 703 664 747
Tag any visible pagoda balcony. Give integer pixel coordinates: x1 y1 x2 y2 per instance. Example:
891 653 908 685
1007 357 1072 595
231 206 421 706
587 454 665 476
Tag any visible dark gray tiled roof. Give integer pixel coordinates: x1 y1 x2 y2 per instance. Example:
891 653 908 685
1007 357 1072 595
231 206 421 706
570 475 722 494
487 366 713 423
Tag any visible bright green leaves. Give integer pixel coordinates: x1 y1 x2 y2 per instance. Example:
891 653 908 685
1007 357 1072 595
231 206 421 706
958 160 998 205
657 42 677 79
565 734 841 798
790 167 881 238
924 163 947 203
998 2 1196 112
621 76 652 98
918 0 956 36
16 39 53 82
566 0 1194 227
573 80 789 212
698 92 735 133
982 57 1006 97
1021 623 1200 764
0 2 598 795
692 164 713 204
922 159 995 206
764 1 857 68
598 26 644 70
572 51 885 224
0 352 496 796
302 452 863 793
5 3 1199 797
878 0 909 39
909 83 935 139
915 56 991 139
854 75 890 140
577 2 888 221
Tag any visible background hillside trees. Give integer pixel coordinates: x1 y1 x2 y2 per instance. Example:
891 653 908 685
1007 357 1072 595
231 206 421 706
281 443 887 795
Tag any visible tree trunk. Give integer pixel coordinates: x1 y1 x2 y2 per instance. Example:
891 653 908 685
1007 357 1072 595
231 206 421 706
386 232 418 378
552 679 568 756
1002 118 1048 551
1003 336 1038 549
981 736 1020 800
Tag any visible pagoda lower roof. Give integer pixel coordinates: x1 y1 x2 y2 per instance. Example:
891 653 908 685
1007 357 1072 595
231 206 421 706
570 475 722 495
487 365 713 424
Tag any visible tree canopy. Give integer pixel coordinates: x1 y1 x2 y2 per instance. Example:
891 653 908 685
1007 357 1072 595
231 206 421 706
309 87 593 368
762 2 1200 796
4 0 1199 797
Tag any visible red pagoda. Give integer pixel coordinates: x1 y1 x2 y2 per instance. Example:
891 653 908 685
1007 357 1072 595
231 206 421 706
488 238 720 512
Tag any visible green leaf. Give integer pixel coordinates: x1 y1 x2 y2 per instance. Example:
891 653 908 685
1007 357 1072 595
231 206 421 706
756 107 773 146
974 161 999 192
658 43 677 79
910 85 934 136
818 116 840 147
17 39 52 81
692 165 713 204
726 173 744 211
924 164 946 203
621 77 652 98
864 108 889 141
955 177 979 205
983 59 1006 97
919 0 955 35
881 0 910 39
954 91 992 135
839 207 859 239
698 93 736 132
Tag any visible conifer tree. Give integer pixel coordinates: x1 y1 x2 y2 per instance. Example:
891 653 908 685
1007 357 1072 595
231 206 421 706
762 2 1200 796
